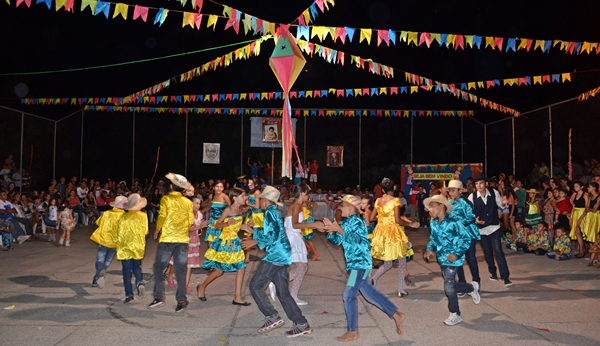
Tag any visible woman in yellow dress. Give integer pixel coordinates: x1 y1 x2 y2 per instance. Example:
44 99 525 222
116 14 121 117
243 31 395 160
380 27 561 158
575 182 600 258
371 178 420 297
197 187 251 306
569 181 587 254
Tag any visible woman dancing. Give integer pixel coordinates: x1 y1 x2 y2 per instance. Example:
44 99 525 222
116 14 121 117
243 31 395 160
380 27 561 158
370 178 420 297
203 180 231 247
197 188 250 306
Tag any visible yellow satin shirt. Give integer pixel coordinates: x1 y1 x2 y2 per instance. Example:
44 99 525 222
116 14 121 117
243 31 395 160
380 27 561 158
116 210 148 260
156 191 194 244
90 208 125 248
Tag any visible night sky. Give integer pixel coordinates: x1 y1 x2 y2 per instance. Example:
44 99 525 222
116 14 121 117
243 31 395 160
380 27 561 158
1 0 599 190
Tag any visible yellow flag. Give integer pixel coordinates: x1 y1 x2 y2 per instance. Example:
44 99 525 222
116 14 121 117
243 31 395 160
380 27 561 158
403 111 410 118
354 89 361 96
407 31 418 46
559 41 568 51
467 82 476 90
359 29 372 44
311 26 322 40
399 31 408 42
306 90 313 98
534 40 544 51
325 27 336 40
581 42 591 54
113 3 128 20
384 110 390 117
517 39 527 50
533 76 542 85
430 33 440 45
302 9 311 25
5 0 9 4
203 94 210 102
562 73 571 82
379 87 387 95
261 93 268 100
240 93 247 100
410 86 418 94
477 81 484 88
55 0 66 10
447 34 456 47
183 95 189 103
224 52 233 66
182 12 195 28
553 40 561 47
81 0 97 14
503 79 510 86
485 36 494 49
465 35 474 48
207 14 218 31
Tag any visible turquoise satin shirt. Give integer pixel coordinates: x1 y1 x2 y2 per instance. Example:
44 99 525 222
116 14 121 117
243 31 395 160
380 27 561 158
254 204 292 266
449 197 481 240
327 214 372 270
426 215 472 267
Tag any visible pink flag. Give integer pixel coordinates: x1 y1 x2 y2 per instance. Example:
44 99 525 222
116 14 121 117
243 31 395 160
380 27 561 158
133 5 149 22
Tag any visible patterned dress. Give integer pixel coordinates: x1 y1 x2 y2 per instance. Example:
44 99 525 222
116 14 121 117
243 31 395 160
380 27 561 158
204 201 227 242
301 207 315 241
187 210 203 268
245 194 263 238
202 215 246 272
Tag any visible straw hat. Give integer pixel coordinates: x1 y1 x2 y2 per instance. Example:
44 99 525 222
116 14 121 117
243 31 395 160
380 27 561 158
123 193 147 211
165 172 190 189
109 195 127 209
258 185 283 207
424 195 453 213
446 180 466 192
342 195 361 210
526 188 538 194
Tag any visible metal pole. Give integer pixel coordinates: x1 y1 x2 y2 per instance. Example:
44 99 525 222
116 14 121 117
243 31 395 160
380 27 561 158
484 125 488 174
461 117 464 163
53 121 57 179
549 107 553 177
271 144 274 185
303 116 307 166
80 109 84 181
185 112 189 176
240 115 244 175
512 117 516 176
410 116 414 164
358 115 362 188
132 111 135 185
19 113 24 194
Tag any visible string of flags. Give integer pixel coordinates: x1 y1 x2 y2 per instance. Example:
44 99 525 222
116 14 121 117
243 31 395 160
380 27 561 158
82 105 476 117
120 36 271 101
297 39 520 116
578 85 600 101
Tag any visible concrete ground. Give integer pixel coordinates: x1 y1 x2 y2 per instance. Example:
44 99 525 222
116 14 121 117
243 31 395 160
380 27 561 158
1 225 599 346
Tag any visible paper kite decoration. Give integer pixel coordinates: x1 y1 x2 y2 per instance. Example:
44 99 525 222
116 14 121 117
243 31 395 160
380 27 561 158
269 29 306 179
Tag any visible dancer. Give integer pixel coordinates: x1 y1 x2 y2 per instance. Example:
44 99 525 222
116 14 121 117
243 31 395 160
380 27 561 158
197 187 250 306
58 202 76 246
370 178 419 297
90 196 126 288
241 186 313 337
575 182 600 258
569 181 587 255
301 200 320 261
321 195 405 341
149 173 194 312
116 193 148 304
245 178 263 261
424 195 481 326
445 180 481 290
203 180 230 246
468 173 512 286
285 183 324 305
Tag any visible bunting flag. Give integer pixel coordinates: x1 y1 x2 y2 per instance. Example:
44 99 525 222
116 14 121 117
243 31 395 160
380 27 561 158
292 25 600 55
120 36 272 101
577 85 600 101
81 105 477 117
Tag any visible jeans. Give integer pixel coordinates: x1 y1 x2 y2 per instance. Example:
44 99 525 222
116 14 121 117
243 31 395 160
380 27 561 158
94 245 116 281
146 206 158 223
12 217 33 235
456 238 480 285
343 269 397 331
442 266 475 315
480 229 510 280
72 205 84 224
152 242 189 303
249 261 307 324
122 259 143 298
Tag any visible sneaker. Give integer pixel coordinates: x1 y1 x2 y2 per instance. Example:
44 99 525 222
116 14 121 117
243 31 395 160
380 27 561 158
17 235 30 244
489 274 498 281
65 240 70 247
510 246 517 251
443 312 463 326
469 282 481 304
175 301 188 313
148 298 165 309
97 277 105 289
457 292 466 298
91 280 98 288
137 282 145 297
503 278 513 286
268 282 277 301
294 298 308 306
124 296 134 304
285 323 313 338
258 315 285 333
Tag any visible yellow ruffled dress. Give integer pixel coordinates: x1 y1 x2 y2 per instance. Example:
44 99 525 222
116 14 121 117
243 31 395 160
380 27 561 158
580 211 600 243
202 215 246 272
370 198 409 261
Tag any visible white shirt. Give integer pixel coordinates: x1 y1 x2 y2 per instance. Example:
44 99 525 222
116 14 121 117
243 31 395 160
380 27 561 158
468 188 504 236
76 187 88 199
0 199 15 218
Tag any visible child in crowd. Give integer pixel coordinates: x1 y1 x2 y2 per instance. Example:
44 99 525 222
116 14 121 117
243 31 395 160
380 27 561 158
515 224 532 252
547 227 572 261
588 242 600 267
59 202 76 246
509 220 526 251
526 222 551 255
44 198 58 242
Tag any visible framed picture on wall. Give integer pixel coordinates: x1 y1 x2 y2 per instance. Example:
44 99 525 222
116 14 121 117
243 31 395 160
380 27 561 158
326 146 343 167
262 118 282 143
203 143 220 164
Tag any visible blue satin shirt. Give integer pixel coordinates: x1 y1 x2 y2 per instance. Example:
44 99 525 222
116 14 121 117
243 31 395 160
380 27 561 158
449 197 481 240
426 215 472 267
327 214 372 270
254 204 292 266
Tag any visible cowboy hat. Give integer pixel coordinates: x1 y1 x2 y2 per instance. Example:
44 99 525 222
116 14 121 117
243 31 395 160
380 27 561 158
526 188 538 194
109 195 127 209
446 180 466 192
424 195 453 213
473 172 489 182
123 193 147 211
165 172 190 189
237 174 247 180
258 185 283 207
341 195 361 211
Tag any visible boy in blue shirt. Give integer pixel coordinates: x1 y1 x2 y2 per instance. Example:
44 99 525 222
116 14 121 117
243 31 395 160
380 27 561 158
322 195 405 341
424 195 481 326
